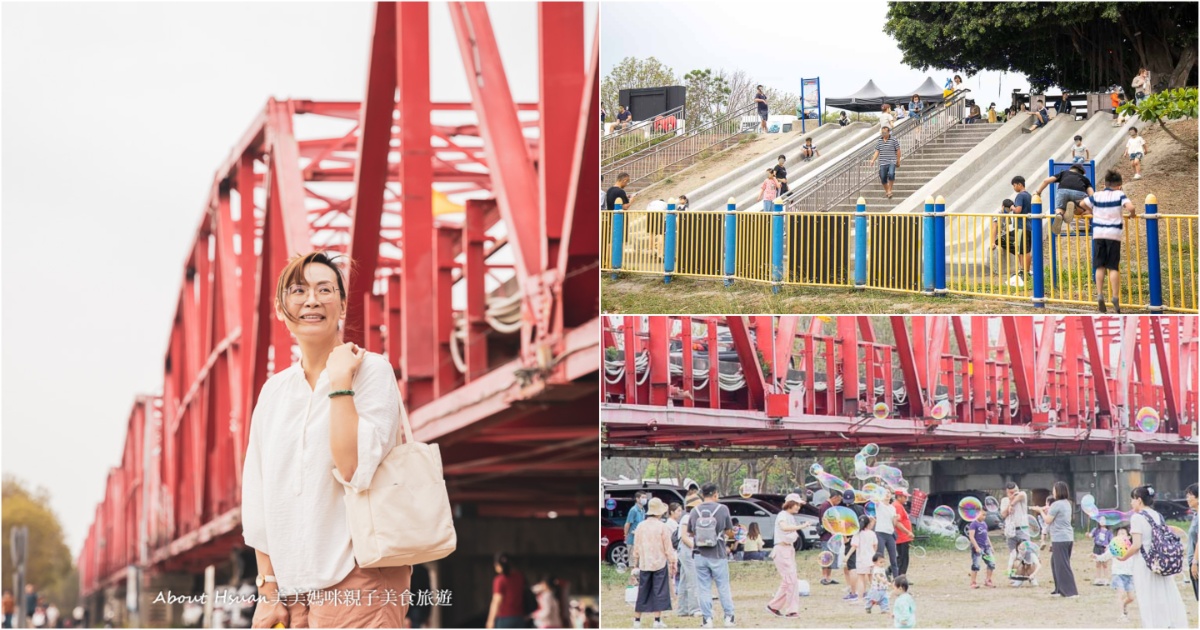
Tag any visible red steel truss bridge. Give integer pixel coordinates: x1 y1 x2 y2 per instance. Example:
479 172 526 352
81 2 598 596
603 316 1197 456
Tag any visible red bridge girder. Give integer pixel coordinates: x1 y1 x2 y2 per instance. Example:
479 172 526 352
602 316 1197 455
80 2 599 597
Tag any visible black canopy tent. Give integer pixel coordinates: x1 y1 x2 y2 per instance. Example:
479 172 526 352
824 79 890 113
827 77 950 112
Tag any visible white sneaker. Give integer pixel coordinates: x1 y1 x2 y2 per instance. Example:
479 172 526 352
701 618 713 629
1134 173 1142 179
654 621 667 629
1030 578 1039 587
634 621 642 629
724 615 736 627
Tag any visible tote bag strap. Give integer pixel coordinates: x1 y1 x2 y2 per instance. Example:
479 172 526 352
395 391 416 446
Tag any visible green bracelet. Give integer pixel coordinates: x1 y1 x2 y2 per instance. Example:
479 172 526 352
328 389 355 399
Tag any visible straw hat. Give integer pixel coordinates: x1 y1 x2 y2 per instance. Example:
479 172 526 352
646 497 669 517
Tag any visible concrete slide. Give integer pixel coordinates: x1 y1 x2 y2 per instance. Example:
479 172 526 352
900 112 1137 271
686 122 881 212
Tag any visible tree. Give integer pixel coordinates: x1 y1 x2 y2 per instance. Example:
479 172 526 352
601 56 677 120
1119 87 1199 153
682 68 732 128
884 2 1198 94
2 475 75 608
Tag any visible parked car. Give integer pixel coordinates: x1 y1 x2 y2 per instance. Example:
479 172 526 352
601 515 628 566
603 482 688 506
719 497 820 550
921 490 1003 534
1156 498 1191 522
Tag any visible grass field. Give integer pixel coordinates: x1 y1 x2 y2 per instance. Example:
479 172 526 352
600 530 1198 628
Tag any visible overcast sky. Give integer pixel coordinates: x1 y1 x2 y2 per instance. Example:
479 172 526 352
602 1 1032 109
2 1 594 559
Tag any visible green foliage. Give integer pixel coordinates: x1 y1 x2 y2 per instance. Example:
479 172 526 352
682 68 732 128
884 2 1198 92
601 57 678 119
2 475 75 608
605 346 619 361
1118 87 1198 152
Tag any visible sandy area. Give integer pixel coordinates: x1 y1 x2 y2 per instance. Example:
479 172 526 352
1114 119 1197 215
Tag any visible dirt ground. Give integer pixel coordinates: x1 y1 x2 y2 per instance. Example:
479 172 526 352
628 130 803 210
1115 119 1197 215
600 535 1198 628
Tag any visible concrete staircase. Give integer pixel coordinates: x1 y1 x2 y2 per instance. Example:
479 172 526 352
615 134 746 196
831 123 1005 212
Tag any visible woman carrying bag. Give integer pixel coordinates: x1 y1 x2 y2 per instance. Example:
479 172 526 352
242 252 453 628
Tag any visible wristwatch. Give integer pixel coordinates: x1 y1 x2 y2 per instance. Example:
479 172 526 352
255 574 277 588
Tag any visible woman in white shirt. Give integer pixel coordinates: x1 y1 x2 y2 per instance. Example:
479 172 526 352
242 252 408 628
765 493 806 618
1113 485 1190 628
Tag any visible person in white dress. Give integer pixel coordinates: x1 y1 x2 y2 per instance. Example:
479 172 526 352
1112 485 1189 628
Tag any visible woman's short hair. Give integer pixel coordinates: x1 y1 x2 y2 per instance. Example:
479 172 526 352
275 251 349 324
1052 481 1070 501
1130 485 1156 507
1186 483 1198 499
782 500 801 511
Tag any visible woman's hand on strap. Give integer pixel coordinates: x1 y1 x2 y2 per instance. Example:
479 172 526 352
327 342 366 390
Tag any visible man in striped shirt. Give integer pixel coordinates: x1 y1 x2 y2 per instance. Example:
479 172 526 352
868 126 902 199
1077 169 1138 313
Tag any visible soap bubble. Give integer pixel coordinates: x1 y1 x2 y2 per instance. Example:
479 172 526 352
863 443 880 457
810 463 824 475
958 497 985 522
955 536 971 551
812 467 854 494
865 501 877 518
879 466 905 489
931 400 951 420
1136 407 1160 433
984 496 1000 512
812 489 830 505
739 485 753 499
615 562 628 574
873 403 889 419
817 551 835 568
1080 494 1099 517
828 533 845 549
821 506 861 536
601 537 610 547
932 505 955 525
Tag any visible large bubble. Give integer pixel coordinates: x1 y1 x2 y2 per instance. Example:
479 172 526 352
862 443 880 458
811 467 854 494
821 506 861 537
954 536 971 552
615 562 628 574
932 505 955 525
1135 407 1160 433
873 403 889 419
931 400 951 420
958 497 985 522
817 551 835 568
984 496 1000 512
812 489 830 505
865 501 877 518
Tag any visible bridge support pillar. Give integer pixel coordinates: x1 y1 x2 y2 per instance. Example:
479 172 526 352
141 571 199 628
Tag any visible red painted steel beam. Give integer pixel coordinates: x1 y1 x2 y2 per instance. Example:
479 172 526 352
890 316 925 416
969 316 989 424
537 2 583 270
345 2 398 347
648 317 670 405
727 316 765 410
1001 317 1034 420
397 2 437 411
1151 318 1181 430
838 317 858 416
448 2 539 290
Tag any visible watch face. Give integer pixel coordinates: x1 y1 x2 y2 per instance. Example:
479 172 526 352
255 575 263 588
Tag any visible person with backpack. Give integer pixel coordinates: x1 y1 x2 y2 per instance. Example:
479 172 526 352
686 483 736 628
1029 481 1078 597
1113 485 1190 627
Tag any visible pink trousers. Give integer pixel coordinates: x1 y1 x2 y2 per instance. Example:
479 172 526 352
766 545 800 615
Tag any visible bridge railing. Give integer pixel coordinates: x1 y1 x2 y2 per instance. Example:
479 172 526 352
601 104 685 166
601 103 755 189
779 89 970 214
600 194 1197 313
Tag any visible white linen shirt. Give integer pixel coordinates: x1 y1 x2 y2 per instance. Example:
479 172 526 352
240 352 401 596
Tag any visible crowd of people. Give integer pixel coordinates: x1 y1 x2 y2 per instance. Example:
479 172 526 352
1 585 79 629
621 477 1197 629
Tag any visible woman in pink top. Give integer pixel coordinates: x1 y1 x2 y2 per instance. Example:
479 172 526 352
758 168 780 211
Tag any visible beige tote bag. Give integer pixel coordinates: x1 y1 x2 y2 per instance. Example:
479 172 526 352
333 398 457 567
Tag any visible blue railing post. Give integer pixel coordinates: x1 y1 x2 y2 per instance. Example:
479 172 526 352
1031 194 1045 308
1145 193 1163 312
770 199 785 293
922 196 935 295
723 197 737 287
854 197 868 289
1048 159 1059 287
664 199 678 284
934 195 947 295
610 200 625 280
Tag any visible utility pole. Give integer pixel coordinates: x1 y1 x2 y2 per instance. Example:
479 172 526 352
11 526 28 630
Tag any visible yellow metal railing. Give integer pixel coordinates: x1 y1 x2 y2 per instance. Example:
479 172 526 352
783 212 854 287
866 213 924 293
734 211 774 284
1158 214 1197 312
944 213 1034 301
675 211 726 279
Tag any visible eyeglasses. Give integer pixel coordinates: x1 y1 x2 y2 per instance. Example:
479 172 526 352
286 283 340 304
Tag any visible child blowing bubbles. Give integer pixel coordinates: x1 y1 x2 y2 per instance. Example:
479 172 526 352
967 515 997 588
1090 521 1113 586
890 575 915 629
865 553 890 613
